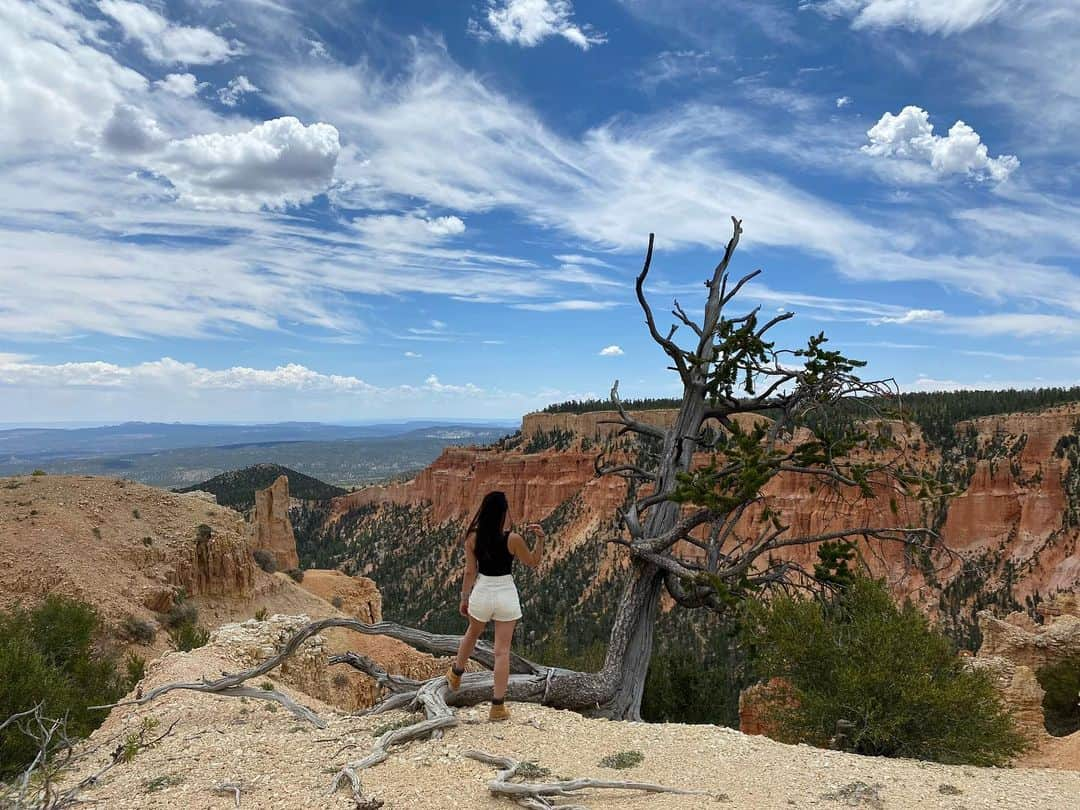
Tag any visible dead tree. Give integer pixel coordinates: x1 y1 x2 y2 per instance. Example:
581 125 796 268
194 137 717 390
110 219 940 803
0 703 178 809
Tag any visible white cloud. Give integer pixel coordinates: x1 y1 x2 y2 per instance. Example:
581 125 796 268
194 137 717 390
217 75 259 107
553 254 612 267
876 308 945 324
97 0 240 64
0 353 596 421
470 0 605 50
544 264 622 288
154 72 202 97
0 357 376 393
639 50 724 91
862 106 1018 183
153 116 341 210
0 1 147 153
835 95 853 108
598 344 624 356
352 212 466 247
424 374 483 395
513 299 618 311
404 351 422 359
808 0 1008 35
101 103 168 154
425 216 466 237
944 313 1080 339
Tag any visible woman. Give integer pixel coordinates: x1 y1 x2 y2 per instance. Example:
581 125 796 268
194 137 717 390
446 490 545 721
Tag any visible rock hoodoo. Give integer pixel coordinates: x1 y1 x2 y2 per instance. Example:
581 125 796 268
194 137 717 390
299 569 383 623
970 594 1080 742
250 473 300 571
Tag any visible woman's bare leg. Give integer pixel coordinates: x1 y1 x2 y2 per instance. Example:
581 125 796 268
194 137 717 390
492 619 517 700
454 617 487 672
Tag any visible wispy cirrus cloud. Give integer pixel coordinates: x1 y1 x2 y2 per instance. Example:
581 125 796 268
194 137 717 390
805 0 1009 34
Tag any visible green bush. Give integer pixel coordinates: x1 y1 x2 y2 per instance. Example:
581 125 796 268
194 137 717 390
746 577 1027 766
285 568 305 583
125 653 146 686
642 647 737 725
164 600 198 629
252 549 277 574
195 524 212 542
168 620 209 652
163 595 209 652
0 596 130 779
598 750 643 769
122 615 157 644
1037 655 1080 737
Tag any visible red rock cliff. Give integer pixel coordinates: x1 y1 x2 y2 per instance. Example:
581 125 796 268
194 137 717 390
329 405 1080 616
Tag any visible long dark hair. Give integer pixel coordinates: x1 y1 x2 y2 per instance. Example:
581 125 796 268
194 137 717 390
465 490 508 561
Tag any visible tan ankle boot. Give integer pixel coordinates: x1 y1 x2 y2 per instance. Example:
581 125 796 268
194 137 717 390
446 665 462 691
489 702 510 722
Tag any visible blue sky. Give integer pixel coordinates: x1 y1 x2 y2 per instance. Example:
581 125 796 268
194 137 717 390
1 0 1077 423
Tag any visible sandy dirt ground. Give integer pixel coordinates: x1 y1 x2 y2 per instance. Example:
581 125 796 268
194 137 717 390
62 628 1080 810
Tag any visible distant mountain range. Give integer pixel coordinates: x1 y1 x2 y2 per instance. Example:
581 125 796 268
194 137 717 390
0 420 514 463
0 421 513 487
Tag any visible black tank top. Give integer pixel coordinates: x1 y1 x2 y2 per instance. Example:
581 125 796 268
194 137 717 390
476 529 514 576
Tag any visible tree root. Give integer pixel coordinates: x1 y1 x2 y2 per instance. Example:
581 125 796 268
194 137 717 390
86 617 644 806
327 675 457 806
463 749 712 809
213 780 242 807
92 617 555 724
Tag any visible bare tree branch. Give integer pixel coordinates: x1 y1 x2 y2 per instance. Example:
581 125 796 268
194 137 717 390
464 749 713 809
635 234 690 380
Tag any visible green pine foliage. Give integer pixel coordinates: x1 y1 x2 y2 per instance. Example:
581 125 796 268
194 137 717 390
0 596 134 779
176 463 346 512
1036 655 1080 737
543 386 1080 449
746 576 1027 766
523 428 576 454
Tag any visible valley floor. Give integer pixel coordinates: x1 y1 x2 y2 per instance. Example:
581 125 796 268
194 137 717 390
66 632 1080 810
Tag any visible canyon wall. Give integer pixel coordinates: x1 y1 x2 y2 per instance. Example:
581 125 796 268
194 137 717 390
334 445 627 528
521 408 680 441
325 404 1080 620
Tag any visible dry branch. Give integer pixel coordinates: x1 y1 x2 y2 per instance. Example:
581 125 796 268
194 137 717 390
328 679 457 806
464 749 712 809
92 617 544 726
213 781 242 807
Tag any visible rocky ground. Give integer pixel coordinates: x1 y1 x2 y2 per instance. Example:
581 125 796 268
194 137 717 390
60 618 1080 810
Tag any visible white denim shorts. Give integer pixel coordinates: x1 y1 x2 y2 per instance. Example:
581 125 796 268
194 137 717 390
468 574 522 622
